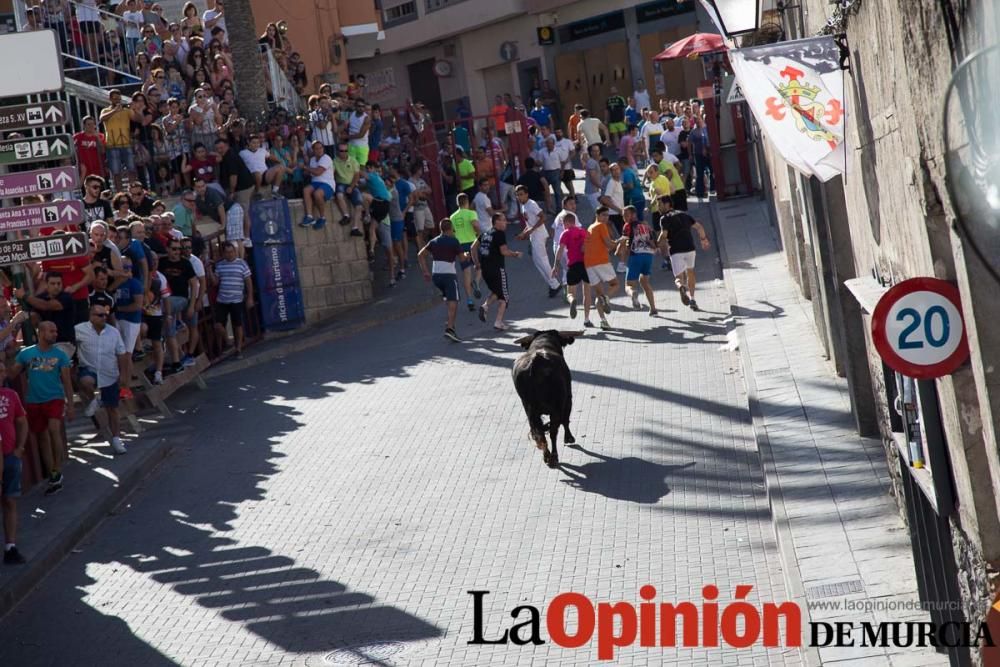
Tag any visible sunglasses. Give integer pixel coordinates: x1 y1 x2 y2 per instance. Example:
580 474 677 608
184 197 196 202
92 312 108 318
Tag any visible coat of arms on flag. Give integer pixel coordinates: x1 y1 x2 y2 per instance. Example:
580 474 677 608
730 36 847 181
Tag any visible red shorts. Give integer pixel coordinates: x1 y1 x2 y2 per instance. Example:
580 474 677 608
27 399 65 434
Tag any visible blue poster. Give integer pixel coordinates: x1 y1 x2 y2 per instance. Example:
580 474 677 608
250 198 305 331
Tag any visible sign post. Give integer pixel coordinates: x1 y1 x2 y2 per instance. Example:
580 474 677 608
0 166 79 199
0 232 88 266
0 101 68 133
0 134 72 166
871 277 970 379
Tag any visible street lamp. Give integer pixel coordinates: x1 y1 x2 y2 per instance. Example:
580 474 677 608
705 0 761 37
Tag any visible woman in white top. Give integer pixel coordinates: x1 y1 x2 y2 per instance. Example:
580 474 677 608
188 89 217 151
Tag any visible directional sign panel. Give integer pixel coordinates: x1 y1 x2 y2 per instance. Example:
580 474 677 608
0 102 68 133
0 200 83 233
0 31 64 96
0 232 87 267
0 134 72 167
0 166 78 198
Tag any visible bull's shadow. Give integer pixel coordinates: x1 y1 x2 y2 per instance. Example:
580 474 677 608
559 444 696 503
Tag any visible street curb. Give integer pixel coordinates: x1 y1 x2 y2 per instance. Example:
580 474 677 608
203 296 440 381
0 438 174 622
709 200 822 667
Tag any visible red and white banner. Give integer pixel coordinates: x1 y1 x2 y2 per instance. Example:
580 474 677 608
729 36 846 181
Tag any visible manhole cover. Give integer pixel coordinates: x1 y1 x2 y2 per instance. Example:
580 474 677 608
323 642 406 665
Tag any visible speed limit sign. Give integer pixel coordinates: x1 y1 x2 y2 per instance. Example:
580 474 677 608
871 277 970 379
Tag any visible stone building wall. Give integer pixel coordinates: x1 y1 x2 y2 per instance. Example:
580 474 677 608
287 199 374 326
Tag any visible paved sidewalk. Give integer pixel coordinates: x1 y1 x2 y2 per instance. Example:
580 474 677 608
711 197 948 667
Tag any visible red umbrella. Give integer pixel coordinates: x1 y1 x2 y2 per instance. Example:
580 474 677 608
654 33 726 60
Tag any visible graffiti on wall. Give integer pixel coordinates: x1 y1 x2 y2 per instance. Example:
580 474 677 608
363 67 397 103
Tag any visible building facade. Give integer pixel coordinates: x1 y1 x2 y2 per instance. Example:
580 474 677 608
349 0 714 125
754 1 1000 663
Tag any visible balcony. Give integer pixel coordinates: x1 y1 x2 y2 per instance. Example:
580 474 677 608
376 0 523 53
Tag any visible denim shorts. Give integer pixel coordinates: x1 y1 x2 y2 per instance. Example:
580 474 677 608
336 182 362 206
78 367 120 408
2 453 22 497
106 146 135 175
165 295 190 337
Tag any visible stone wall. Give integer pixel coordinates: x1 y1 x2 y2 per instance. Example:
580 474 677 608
286 198 373 326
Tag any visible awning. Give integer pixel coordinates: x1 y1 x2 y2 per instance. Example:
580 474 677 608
343 23 385 60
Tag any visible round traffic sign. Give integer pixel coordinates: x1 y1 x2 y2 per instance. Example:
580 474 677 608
871 277 970 379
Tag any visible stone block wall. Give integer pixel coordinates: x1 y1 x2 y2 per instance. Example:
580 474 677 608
286 198 373 326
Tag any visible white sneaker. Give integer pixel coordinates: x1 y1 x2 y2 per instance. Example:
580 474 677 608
616 262 627 273
631 289 641 310
153 371 163 385
84 396 100 417
111 437 127 454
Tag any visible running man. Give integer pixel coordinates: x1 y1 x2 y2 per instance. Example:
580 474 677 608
514 185 561 298
618 205 659 316
417 219 468 342
656 197 711 311
550 212 594 325
551 195 578 295
449 193 482 311
472 213 523 331
583 206 619 327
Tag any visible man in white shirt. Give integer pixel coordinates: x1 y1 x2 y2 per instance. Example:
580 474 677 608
472 178 494 233
661 118 682 157
633 80 651 112
239 134 286 198
551 195 578 289
203 0 227 46
300 140 335 230
554 128 576 197
576 109 608 152
514 185 561 296
310 97 337 154
347 99 371 165
538 135 564 205
599 160 626 273
75 304 129 454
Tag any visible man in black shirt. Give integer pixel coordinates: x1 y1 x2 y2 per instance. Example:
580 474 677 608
215 137 254 253
158 240 200 371
82 175 113 230
88 266 116 314
128 182 157 216
27 273 76 344
193 177 234 223
605 86 628 144
471 212 522 331
656 197 710 312
516 158 552 214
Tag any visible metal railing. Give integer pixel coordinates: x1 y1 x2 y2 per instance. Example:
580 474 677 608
262 45 306 115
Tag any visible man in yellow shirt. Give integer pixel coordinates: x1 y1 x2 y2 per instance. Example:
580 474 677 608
449 193 482 311
99 89 138 192
652 148 687 212
455 146 476 197
644 163 675 271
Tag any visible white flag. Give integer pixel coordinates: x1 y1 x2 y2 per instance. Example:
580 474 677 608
729 36 846 181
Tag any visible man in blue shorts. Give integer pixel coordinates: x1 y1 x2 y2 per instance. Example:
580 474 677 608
417 219 469 342
619 205 660 315
0 361 29 565
75 304 129 454
386 170 408 282
301 140 335 230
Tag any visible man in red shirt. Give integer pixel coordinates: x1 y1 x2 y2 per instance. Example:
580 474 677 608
0 361 30 565
73 116 106 179
41 228 93 325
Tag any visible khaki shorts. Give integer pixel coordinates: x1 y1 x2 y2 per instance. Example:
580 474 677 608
412 207 435 230
586 263 616 284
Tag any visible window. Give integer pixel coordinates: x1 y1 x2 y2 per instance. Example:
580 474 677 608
383 1 417 26
425 0 471 12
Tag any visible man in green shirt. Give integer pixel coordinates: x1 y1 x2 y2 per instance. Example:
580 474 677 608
332 143 364 237
455 146 476 197
171 191 196 237
449 193 482 311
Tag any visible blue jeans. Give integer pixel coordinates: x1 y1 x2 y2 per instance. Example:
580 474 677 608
694 153 715 196
543 169 562 205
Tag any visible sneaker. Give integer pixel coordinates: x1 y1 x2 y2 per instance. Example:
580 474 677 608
661 258 672 271
569 299 578 319
472 282 482 299
616 262 627 274
388 279 396 288
83 396 100 418
600 318 611 331
466 298 475 312
395 270 404 281
119 386 134 400
313 217 327 230
493 322 508 331
169 362 184 374
689 299 700 312
153 371 163 385
3 546 26 565
111 437 127 455
132 350 146 362
299 215 315 228
548 285 561 298
478 305 487 322
649 308 659 317
679 284 690 306
583 319 594 328
600 294 611 314
444 328 461 342
181 354 197 368
271 185 280 196
350 228 363 237
45 472 63 496
339 215 351 226
631 290 641 310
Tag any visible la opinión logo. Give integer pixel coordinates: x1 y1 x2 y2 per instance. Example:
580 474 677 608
468 587 996 660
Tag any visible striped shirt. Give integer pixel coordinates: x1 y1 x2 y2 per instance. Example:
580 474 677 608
214 259 251 304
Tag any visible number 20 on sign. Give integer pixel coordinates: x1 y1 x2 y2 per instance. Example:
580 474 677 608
871 277 970 379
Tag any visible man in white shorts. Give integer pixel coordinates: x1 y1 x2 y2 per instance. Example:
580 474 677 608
239 134 286 198
551 195 577 295
409 164 435 247
514 185 561 298
583 206 620 323
656 196 710 312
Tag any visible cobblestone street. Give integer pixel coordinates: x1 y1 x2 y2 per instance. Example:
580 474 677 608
0 208 804 666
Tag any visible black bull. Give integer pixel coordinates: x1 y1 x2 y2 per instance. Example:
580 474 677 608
512 330 577 467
